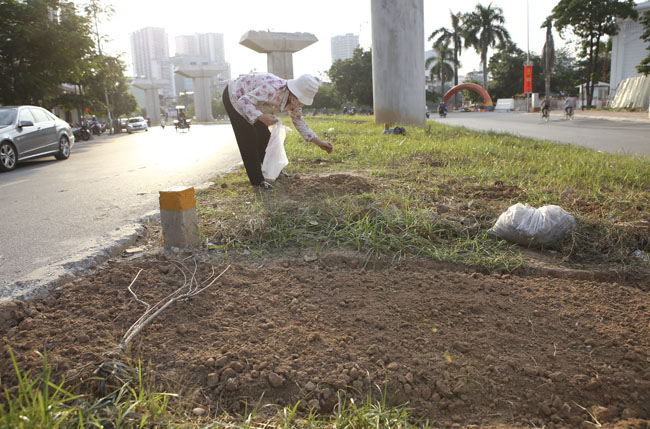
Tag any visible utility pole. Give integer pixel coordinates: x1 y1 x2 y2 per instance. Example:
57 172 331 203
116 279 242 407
525 0 532 112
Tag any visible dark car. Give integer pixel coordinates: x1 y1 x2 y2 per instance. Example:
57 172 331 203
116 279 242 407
0 106 74 172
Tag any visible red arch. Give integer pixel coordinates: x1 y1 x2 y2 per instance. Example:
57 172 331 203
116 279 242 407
444 83 493 107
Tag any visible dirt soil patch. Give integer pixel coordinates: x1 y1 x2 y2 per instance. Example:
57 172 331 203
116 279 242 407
1 252 648 428
1 172 649 428
279 172 377 200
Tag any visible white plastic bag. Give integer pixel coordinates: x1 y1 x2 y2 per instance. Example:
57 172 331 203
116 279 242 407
262 122 289 182
489 203 576 246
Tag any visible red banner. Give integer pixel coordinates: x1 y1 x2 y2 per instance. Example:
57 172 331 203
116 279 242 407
523 65 533 93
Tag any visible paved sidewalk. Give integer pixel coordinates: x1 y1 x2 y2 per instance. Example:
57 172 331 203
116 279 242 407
555 109 650 122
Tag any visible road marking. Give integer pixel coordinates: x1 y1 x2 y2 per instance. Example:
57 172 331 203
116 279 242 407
0 179 28 189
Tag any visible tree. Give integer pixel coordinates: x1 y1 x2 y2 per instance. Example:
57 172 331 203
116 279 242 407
463 3 511 90
212 97 227 117
551 0 637 108
311 83 343 111
54 54 136 119
426 41 456 98
429 11 464 107
637 10 650 75
0 0 95 106
327 48 373 107
552 48 584 96
541 19 556 98
488 42 544 100
462 79 485 104
426 88 441 106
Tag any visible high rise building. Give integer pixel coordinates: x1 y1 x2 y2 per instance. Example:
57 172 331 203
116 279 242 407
130 27 173 97
331 33 359 63
176 33 226 65
175 35 200 56
174 32 231 94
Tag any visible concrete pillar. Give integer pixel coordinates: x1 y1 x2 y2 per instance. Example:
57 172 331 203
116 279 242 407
175 63 226 122
159 186 200 249
371 0 425 127
239 31 318 79
132 78 167 125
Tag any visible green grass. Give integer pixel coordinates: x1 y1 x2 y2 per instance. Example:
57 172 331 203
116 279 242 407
198 116 649 270
0 351 432 428
0 349 176 428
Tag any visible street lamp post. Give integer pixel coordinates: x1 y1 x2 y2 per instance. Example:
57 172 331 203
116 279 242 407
525 0 532 112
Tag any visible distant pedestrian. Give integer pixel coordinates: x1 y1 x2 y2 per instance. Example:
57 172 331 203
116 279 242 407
222 73 333 191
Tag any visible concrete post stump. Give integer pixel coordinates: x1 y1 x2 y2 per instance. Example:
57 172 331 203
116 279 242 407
159 186 200 249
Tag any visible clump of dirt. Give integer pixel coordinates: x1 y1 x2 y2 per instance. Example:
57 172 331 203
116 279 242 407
466 181 526 200
1 250 649 428
277 172 376 200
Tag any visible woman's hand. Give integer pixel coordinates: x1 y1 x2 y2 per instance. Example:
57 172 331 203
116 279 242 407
312 137 334 154
257 114 278 126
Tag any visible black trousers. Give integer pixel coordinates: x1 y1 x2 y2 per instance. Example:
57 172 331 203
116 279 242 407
223 86 270 186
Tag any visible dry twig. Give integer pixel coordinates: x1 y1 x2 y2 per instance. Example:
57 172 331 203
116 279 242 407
119 262 230 350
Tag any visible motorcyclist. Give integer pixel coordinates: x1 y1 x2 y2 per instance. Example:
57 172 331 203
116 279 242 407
177 110 186 125
438 101 448 116
89 115 101 135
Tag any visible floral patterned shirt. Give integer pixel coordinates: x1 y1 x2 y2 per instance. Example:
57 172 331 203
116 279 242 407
228 73 317 142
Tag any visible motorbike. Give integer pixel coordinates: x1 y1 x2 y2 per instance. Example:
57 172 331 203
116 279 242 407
72 122 91 141
439 109 447 118
89 119 103 136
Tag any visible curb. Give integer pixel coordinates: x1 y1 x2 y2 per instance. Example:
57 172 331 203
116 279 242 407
0 211 160 302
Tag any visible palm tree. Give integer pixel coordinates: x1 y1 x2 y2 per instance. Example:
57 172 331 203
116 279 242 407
429 11 464 107
541 18 556 99
426 41 456 101
463 3 511 90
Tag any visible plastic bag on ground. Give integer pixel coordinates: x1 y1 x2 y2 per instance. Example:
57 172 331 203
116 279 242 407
262 122 288 182
489 203 576 246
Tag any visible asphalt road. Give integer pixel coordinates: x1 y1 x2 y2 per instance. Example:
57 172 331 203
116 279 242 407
430 111 650 157
0 124 241 298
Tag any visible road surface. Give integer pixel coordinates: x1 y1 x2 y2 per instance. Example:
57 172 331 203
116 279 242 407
430 111 650 157
0 124 240 298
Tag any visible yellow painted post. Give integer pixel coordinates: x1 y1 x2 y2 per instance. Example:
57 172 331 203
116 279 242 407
159 186 200 249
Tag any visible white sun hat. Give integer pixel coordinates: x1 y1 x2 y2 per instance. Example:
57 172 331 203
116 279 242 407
287 74 320 106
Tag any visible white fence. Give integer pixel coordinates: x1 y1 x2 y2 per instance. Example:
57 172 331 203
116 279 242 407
610 75 650 110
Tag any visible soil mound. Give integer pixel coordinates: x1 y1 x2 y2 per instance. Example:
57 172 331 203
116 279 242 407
279 173 375 199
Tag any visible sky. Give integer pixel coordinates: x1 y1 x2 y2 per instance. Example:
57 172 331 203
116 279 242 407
96 0 627 81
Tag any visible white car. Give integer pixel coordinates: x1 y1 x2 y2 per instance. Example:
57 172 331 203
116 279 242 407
127 116 148 134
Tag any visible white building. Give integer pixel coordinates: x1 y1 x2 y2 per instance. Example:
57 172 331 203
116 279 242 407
576 82 610 109
331 33 359 63
175 35 200 56
130 27 174 97
609 1 650 95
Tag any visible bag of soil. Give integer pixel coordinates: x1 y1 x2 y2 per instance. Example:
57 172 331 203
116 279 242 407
489 203 576 246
